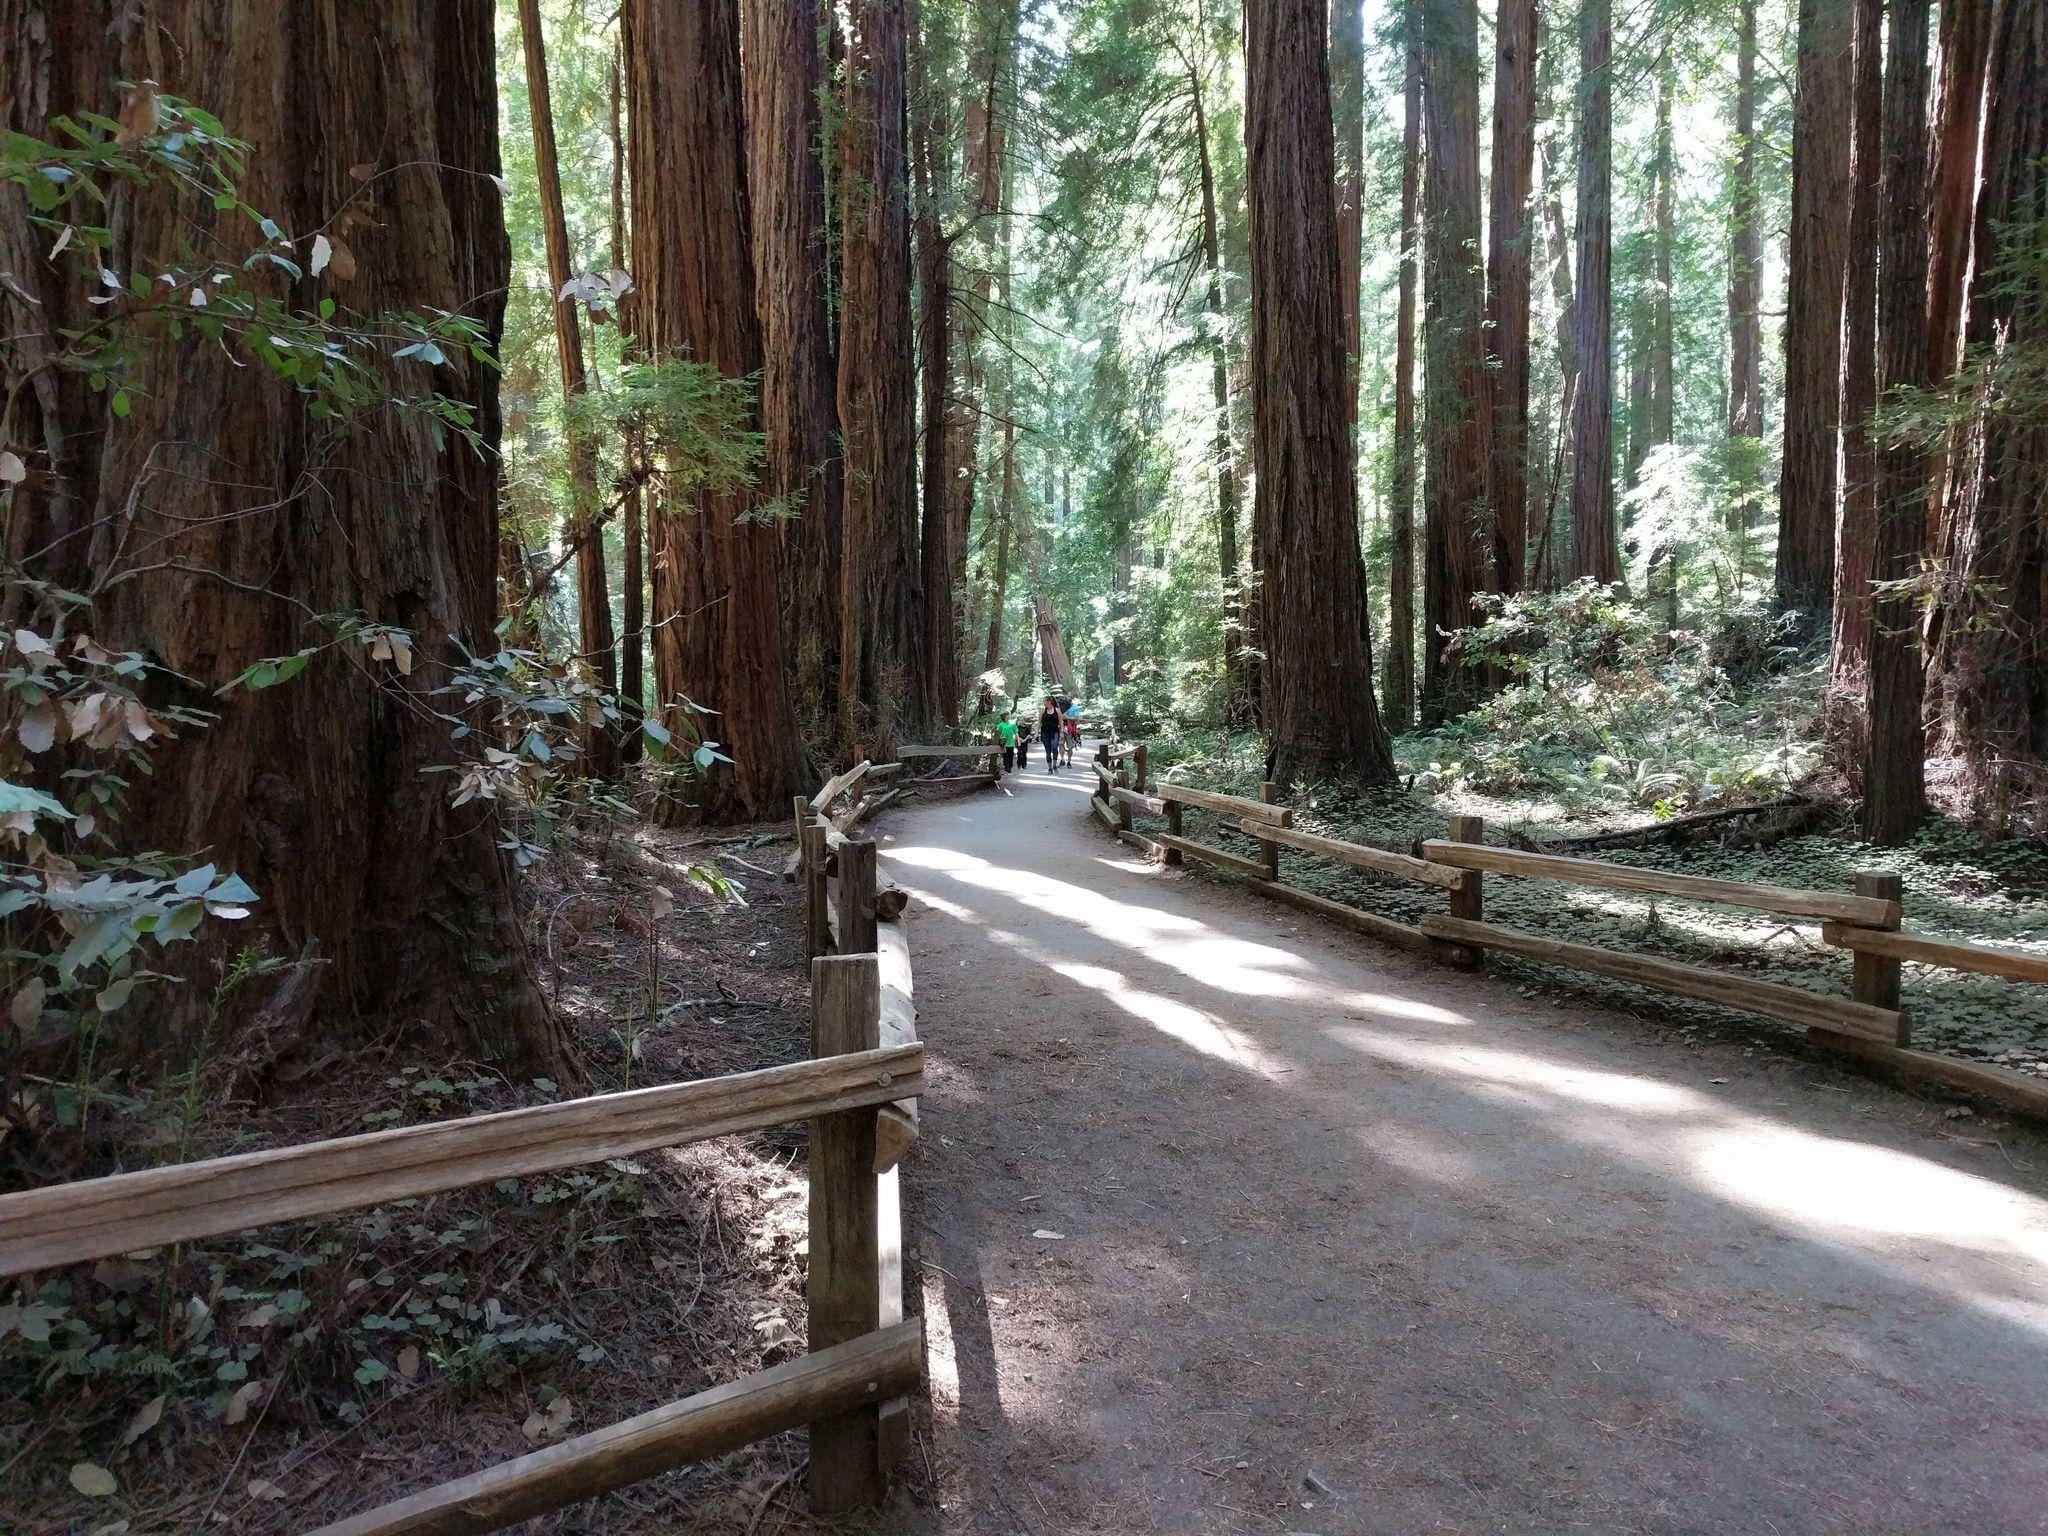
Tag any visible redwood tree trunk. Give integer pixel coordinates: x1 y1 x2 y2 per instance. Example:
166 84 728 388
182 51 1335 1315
1567 0 1619 586
1863 0 1933 845
913 83 960 727
610 43 645 765
1332 0 1365 426
1419 0 1488 723
518 0 618 780
1777 0 1853 632
626 0 809 822
744 0 843 734
0 0 568 1073
1728 0 1764 549
1383 23 1421 731
1191 60 1252 727
1486 0 1537 599
1932 1 2048 827
1924 0 1992 381
838 0 922 749
1246 0 1395 783
1831 0 1883 693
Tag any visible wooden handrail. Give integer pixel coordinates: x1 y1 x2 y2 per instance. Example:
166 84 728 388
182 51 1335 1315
1419 840 1899 927
1820 923 2048 986
1242 818 1463 889
1420 915 1907 1043
308 1321 925 1536
0 1046 922 1277
1158 781 1292 824
811 759 872 814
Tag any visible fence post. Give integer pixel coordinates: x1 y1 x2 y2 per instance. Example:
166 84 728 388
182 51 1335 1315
836 837 879 956
793 793 810 863
1133 742 1148 792
1446 814 1485 970
808 953 883 1513
1163 795 1183 866
1093 743 1110 803
804 818 831 960
1258 782 1281 881
1852 870 1909 1045
1115 766 1133 833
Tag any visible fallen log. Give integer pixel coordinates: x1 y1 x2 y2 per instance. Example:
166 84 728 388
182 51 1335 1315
1537 797 1817 853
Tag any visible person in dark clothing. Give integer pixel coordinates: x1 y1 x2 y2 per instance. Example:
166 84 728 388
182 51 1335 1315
1038 697 1061 771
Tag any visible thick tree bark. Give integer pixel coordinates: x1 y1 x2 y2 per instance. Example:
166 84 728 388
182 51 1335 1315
1777 0 1854 631
1383 22 1421 731
1190 59 1253 727
1924 0 1993 380
1419 0 1488 724
1245 0 1395 783
1567 0 1619 586
625 0 809 823
1863 0 1933 845
610 43 645 766
0 0 568 1073
517 0 618 780
912 39 961 727
837 0 922 750
1727 0 1764 552
1831 0 1883 693
1332 0 1365 428
1535 128 1577 590
1486 0 1537 599
744 0 844 734
1933 0 2048 827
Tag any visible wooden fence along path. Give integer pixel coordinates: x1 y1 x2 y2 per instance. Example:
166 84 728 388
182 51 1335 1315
1086 742 2048 1124
0 769 938 1532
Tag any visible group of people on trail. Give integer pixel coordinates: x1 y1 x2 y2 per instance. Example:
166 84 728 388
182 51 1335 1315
994 695 1081 773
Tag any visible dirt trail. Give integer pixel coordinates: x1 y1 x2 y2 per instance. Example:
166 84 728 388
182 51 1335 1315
875 757 2048 1535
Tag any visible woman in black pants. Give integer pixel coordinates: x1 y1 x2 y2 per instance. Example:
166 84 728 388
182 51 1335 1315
1037 697 1062 771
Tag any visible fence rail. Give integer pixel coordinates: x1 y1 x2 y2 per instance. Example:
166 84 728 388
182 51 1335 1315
0 774 933 1528
1085 746 2048 1124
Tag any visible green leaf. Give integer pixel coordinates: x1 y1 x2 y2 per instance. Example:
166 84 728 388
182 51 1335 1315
109 389 131 419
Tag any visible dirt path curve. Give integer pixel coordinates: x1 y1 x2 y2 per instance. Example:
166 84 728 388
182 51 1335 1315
876 757 2048 1535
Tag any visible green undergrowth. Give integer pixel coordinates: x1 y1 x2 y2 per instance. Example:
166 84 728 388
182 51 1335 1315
1127 730 2048 1080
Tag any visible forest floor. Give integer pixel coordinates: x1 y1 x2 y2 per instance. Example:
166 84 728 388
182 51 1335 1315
1 821 841 1535
881 758 2048 1533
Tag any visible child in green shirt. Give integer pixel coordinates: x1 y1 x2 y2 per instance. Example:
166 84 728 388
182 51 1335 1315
995 713 1019 772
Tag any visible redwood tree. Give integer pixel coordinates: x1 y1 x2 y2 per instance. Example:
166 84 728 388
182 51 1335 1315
1862 0 1933 844
1419 0 1488 723
1777 0 1853 631
1830 0 1883 691
1383 22 1422 731
1486 0 1537 598
626 0 809 822
744 0 844 730
1727 0 1764 548
1567 0 1619 585
0 0 567 1072
838 0 922 747
518 0 619 779
1245 0 1395 782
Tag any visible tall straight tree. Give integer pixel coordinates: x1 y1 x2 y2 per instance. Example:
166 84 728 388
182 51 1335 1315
1486 0 1537 598
517 0 619 780
1863 0 1933 843
0 0 567 1072
1188 43 1255 725
626 0 809 821
1245 0 1395 782
1831 0 1883 689
744 0 844 730
1332 0 1366 425
1384 20 1422 730
1777 0 1854 630
1933 0 2048 824
839 0 922 745
1727 0 1765 548
1419 0 1488 723
1567 0 1619 584
913 4 962 727
610 43 645 764
1923 0 1992 380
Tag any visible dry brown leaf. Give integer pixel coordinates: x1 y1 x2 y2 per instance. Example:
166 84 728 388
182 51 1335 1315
396 1345 419 1381
246 1478 286 1502
69 1463 117 1498
115 81 161 146
120 1394 165 1447
223 1379 263 1425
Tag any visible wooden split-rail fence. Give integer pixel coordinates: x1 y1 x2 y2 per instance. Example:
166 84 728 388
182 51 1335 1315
0 772 932 1531
1087 742 2048 1124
